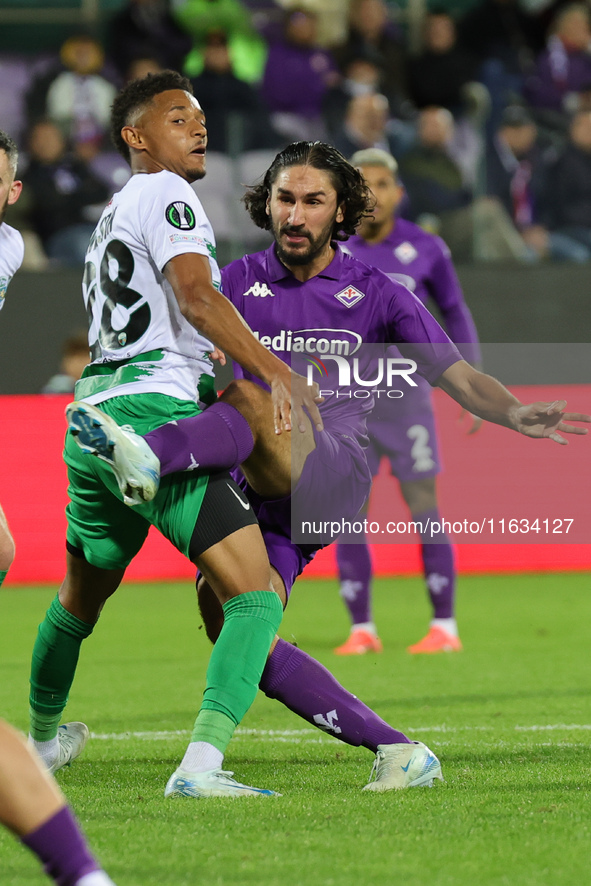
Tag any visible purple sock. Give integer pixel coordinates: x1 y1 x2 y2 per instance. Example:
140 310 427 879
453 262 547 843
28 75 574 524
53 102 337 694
336 542 373 625
260 638 410 751
22 806 99 886
144 401 254 476
417 507 456 620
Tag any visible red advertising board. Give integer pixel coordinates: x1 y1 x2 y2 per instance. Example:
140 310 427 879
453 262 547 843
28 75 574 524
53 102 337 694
1 387 589 585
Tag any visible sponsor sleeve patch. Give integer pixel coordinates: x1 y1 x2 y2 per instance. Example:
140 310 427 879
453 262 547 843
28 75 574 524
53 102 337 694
169 233 207 246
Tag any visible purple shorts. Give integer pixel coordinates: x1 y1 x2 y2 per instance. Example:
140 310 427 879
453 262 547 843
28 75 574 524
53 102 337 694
365 377 440 481
235 427 371 597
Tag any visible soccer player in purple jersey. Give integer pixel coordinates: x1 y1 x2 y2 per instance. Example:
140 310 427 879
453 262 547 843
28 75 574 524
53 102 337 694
75 141 590 792
334 147 481 656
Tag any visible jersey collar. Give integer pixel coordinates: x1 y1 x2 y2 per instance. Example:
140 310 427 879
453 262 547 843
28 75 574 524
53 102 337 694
265 242 347 282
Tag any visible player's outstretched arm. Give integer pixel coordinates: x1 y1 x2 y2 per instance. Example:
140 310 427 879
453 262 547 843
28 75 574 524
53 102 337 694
437 361 590 444
164 253 323 434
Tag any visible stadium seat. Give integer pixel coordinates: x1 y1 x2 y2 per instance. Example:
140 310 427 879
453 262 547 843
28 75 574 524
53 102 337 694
191 151 234 242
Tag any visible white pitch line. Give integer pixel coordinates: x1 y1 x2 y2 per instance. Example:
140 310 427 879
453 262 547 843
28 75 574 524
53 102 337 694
89 724 591 742
515 724 591 732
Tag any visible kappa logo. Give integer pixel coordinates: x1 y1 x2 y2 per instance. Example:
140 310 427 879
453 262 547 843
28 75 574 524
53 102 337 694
334 285 365 308
313 709 342 734
394 242 418 264
244 282 275 297
165 202 196 230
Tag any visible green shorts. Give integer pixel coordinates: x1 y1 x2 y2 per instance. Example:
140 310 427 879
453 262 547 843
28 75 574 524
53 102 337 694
65 393 209 571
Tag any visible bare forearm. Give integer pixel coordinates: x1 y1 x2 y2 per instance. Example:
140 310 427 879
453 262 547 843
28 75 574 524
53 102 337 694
183 288 287 385
438 361 521 430
165 255 289 386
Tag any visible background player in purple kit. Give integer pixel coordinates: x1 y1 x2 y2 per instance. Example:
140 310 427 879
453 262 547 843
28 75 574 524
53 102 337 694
334 147 482 657
73 140 590 793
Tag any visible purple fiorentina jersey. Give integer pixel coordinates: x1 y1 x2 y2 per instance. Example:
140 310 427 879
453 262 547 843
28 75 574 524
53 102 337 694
343 218 481 366
221 243 462 445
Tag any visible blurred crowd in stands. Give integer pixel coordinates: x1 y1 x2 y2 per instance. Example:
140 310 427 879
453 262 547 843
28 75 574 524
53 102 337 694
4 0 591 266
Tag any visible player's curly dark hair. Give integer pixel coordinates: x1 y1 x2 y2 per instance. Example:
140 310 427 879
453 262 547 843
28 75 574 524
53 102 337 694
243 141 375 240
110 70 194 163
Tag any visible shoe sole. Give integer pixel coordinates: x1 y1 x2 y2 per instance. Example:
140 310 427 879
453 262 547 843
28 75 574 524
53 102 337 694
67 403 157 505
67 404 117 464
165 777 280 799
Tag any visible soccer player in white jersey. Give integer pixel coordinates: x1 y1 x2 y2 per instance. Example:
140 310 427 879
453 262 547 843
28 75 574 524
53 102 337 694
0 130 117 886
26 72 322 801
0 129 24 591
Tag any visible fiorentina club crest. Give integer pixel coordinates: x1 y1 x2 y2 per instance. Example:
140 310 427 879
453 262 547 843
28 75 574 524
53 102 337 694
394 241 418 264
334 285 365 308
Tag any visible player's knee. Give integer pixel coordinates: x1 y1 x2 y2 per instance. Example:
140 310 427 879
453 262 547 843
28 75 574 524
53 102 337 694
400 478 437 514
220 379 270 427
0 530 15 572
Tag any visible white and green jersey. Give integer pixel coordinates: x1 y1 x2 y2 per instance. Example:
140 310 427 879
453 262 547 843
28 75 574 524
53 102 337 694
76 169 219 406
0 223 25 312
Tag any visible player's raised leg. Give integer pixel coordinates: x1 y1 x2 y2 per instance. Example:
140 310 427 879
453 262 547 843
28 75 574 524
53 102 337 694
0 720 116 886
66 375 307 508
66 397 256 507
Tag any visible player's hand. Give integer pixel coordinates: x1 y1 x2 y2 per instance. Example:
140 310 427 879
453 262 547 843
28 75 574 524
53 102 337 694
458 407 482 434
209 347 226 365
271 370 324 435
514 400 591 444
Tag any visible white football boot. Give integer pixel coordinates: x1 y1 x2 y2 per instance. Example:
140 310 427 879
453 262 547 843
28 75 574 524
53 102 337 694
164 768 281 799
66 401 160 506
362 741 443 792
47 722 90 774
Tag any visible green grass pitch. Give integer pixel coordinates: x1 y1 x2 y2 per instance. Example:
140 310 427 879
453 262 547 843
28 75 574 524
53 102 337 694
1 572 590 886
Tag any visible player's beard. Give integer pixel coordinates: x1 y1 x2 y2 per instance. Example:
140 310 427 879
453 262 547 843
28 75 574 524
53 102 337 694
188 167 206 183
273 213 336 267
0 195 8 226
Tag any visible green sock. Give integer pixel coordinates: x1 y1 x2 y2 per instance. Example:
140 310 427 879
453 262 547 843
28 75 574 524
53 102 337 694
190 709 236 753
0 570 7 589
194 590 283 753
29 595 95 741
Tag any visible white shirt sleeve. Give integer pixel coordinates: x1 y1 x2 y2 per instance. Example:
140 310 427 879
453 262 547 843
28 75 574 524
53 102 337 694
138 171 216 272
0 224 25 311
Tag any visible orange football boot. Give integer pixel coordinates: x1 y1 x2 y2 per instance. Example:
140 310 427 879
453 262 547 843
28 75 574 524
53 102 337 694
334 628 383 655
407 626 462 654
